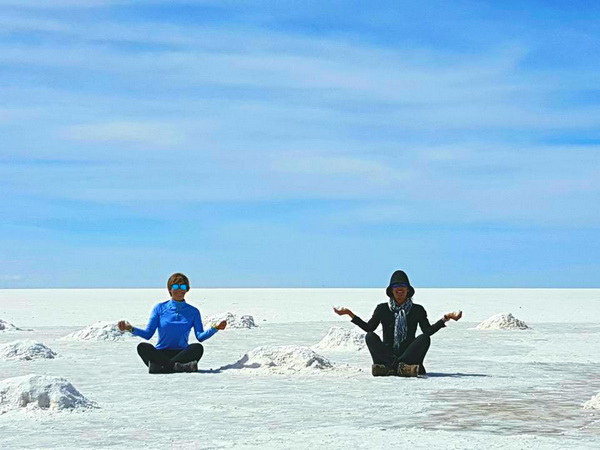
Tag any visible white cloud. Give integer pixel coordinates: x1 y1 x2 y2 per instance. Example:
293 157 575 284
0 0 236 7
1 8 599 230
1 35 598 136
0 0 130 7
0 15 66 33
270 153 398 179
0 275 23 282
0 107 42 123
59 121 187 146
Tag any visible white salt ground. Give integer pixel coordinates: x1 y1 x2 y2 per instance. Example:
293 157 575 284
583 392 600 410
203 312 257 329
0 340 57 361
1 288 600 449
475 312 531 330
313 326 366 351
0 374 96 413
60 321 133 341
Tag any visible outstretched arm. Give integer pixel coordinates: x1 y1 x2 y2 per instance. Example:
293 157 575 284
126 305 160 340
418 309 462 336
334 306 381 333
418 309 445 336
193 311 224 342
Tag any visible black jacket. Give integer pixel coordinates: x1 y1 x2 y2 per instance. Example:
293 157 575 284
352 302 445 355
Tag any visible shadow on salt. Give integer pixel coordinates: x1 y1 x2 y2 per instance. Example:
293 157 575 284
197 345 362 375
198 354 260 373
423 372 490 378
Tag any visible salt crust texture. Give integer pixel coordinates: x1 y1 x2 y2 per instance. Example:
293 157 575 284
313 326 366 351
583 393 600 410
0 375 96 413
230 345 334 373
0 319 21 331
203 312 257 329
60 321 132 341
475 312 531 330
0 340 57 361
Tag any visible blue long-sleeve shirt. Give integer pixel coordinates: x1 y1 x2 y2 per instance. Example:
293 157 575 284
132 299 217 350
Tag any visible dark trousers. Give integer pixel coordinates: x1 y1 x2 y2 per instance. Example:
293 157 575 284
137 342 204 374
365 332 430 375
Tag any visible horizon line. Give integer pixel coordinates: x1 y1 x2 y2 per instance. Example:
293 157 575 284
1 286 599 290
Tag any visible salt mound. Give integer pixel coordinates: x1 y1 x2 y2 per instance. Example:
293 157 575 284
476 313 530 330
203 312 257 329
230 345 334 373
60 321 132 341
0 375 96 413
0 319 21 331
583 392 600 410
313 327 366 351
0 340 57 361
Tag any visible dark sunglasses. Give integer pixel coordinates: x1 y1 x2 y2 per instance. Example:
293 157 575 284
171 284 188 291
391 283 408 288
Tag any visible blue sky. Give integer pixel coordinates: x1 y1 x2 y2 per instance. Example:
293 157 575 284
1 1 599 288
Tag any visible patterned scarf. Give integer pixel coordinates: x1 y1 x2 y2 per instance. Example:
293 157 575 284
388 297 413 353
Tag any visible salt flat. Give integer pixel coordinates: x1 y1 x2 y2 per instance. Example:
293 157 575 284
1 289 599 449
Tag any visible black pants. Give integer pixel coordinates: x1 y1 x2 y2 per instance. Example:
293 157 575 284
365 332 430 375
137 342 204 374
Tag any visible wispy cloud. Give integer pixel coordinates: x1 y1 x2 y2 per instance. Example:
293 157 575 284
0 0 130 8
59 121 188 146
1 24 598 138
270 153 398 179
0 274 23 282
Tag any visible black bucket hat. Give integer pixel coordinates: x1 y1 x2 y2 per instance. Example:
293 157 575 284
386 270 415 298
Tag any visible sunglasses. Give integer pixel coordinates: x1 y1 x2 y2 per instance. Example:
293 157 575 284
171 284 188 291
391 283 408 288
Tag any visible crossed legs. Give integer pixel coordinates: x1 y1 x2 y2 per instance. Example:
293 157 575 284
365 332 431 375
137 342 204 374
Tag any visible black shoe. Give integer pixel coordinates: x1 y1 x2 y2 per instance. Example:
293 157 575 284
173 361 198 373
148 362 165 374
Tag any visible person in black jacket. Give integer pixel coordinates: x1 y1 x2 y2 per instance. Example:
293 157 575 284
334 270 462 377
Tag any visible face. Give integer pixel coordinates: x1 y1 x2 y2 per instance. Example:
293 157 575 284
392 285 408 304
170 283 189 301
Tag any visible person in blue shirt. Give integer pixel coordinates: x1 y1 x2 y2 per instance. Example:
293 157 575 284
118 273 227 374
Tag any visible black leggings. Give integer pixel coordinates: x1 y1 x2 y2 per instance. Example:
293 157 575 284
137 342 204 374
365 332 431 375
